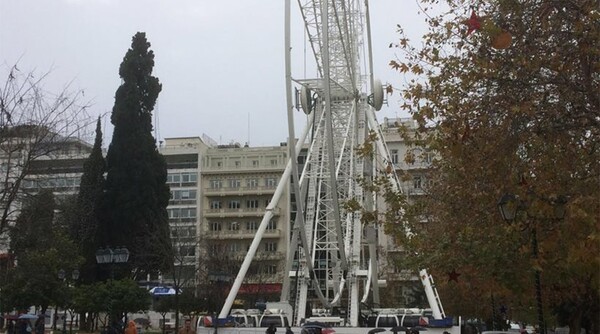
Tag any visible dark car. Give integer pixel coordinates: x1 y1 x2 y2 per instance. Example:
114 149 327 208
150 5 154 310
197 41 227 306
301 322 335 334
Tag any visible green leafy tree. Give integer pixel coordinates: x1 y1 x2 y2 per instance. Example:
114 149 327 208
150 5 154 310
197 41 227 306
178 290 204 319
72 282 109 331
153 296 175 334
100 32 172 279
74 117 106 284
72 279 150 330
4 190 81 313
384 0 599 332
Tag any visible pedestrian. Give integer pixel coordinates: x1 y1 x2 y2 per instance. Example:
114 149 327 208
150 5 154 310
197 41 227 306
286 326 294 334
124 321 138 334
266 323 277 334
17 319 29 334
178 319 196 334
34 316 44 334
7 320 16 334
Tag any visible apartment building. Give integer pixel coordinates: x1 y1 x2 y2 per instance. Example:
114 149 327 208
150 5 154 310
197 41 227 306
0 135 93 254
200 142 290 305
378 117 435 307
160 137 209 286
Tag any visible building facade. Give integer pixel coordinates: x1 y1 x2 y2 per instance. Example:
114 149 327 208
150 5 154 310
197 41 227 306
378 117 435 307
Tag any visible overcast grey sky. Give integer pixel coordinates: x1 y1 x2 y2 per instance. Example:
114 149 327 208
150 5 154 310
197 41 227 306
0 0 428 147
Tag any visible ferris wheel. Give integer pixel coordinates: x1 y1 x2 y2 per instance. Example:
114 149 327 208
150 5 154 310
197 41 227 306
218 0 444 327
280 0 395 326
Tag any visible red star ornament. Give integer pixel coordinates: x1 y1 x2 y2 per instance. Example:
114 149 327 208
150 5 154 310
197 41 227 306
463 10 481 36
447 269 461 282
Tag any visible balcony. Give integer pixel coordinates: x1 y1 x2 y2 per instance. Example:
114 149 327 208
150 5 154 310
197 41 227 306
203 185 278 196
203 229 281 240
203 207 280 218
169 199 197 206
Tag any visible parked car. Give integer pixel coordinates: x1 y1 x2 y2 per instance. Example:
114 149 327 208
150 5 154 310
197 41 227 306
301 322 335 334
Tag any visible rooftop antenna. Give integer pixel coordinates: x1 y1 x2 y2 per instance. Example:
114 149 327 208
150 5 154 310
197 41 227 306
247 112 250 146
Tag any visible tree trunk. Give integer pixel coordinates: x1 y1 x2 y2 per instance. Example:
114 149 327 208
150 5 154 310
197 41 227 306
569 309 583 334
175 291 180 334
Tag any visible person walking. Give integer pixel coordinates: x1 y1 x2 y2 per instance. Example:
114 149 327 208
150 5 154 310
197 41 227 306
7 320 15 334
266 323 277 334
34 316 44 334
124 321 138 334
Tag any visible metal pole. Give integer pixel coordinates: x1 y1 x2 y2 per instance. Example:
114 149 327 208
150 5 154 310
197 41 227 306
531 227 545 334
62 309 67 334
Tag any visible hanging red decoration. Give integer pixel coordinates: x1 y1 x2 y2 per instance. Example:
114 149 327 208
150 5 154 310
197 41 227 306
447 269 461 282
463 10 481 36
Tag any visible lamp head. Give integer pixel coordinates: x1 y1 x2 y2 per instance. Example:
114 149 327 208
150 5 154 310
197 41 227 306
498 193 520 223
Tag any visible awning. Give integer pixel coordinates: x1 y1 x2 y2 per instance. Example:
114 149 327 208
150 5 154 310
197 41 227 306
149 286 177 296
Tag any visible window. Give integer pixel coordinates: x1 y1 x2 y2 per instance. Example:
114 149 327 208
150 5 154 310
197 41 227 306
179 245 196 256
267 220 277 231
217 161 222 167
211 179 222 189
265 265 277 275
183 208 196 218
228 200 241 209
265 242 277 252
270 159 277 166
235 161 241 168
252 160 259 167
168 208 197 219
423 151 435 164
413 176 422 189
247 199 259 209
168 209 180 219
230 222 240 231
167 173 181 184
246 221 258 231
181 172 197 184
171 190 197 201
210 200 222 209
208 244 220 255
168 172 197 185
247 178 259 188
266 177 277 188
229 179 241 188
210 222 221 231
229 243 241 253
390 149 398 164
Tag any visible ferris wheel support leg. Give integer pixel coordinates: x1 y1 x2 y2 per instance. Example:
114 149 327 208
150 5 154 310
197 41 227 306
419 269 446 320
349 274 360 327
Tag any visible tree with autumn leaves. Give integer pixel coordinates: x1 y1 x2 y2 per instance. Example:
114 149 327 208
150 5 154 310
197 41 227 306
382 0 598 332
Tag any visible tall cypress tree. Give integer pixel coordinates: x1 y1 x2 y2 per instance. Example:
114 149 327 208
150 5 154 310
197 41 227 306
74 117 105 283
101 32 172 278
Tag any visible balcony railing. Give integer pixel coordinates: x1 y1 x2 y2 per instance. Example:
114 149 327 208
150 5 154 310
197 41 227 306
204 229 281 240
204 207 280 217
204 185 278 195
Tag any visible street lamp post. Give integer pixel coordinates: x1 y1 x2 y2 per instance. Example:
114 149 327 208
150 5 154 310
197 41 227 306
95 247 129 333
95 247 130 279
57 269 79 334
498 193 566 334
